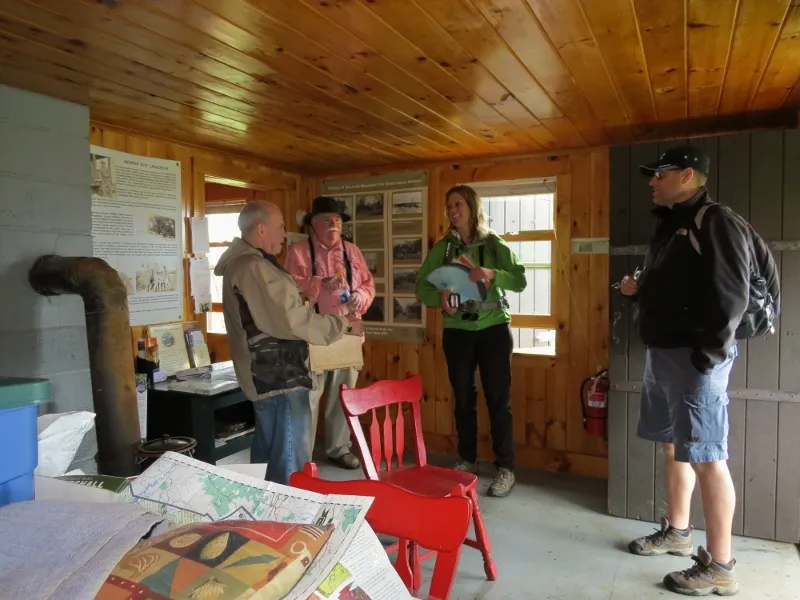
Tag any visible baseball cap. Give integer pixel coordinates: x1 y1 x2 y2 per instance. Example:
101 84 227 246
639 145 710 177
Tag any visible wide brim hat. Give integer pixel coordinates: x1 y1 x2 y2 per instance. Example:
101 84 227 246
299 195 352 227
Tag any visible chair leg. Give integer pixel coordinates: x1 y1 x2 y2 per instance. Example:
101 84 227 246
469 488 497 581
409 540 421 592
395 539 413 589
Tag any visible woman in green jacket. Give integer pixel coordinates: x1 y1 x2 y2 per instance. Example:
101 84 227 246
415 185 527 498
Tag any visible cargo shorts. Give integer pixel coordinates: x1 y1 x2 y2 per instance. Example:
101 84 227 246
637 345 737 463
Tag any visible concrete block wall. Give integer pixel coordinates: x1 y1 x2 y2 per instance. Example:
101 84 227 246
0 84 97 473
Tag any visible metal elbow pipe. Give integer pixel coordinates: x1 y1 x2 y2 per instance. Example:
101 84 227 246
29 254 140 477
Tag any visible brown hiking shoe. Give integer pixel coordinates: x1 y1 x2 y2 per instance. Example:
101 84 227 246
452 458 478 474
488 467 515 498
628 516 693 557
663 546 739 596
330 452 360 470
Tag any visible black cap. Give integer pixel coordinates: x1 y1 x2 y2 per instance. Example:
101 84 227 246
639 145 710 177
302 196 352 226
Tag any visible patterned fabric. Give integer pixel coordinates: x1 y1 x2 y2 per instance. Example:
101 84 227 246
95 520 333 600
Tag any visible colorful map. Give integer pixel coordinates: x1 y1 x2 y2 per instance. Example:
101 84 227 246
128 452 373 599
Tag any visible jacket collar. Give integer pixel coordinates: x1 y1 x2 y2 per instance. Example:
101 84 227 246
652 187 709 219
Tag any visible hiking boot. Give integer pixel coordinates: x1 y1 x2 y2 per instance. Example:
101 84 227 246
488 467 515 498
452 458 478 474
330 452 360 470
663 546 739 596
628 516 693 557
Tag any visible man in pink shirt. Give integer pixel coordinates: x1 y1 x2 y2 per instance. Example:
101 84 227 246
285 196 376 470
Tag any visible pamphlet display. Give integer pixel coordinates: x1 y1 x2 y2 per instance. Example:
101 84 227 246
90 145 184 326
321 171 428 344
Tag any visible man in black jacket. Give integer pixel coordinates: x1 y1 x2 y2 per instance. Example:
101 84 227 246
620 145 754 596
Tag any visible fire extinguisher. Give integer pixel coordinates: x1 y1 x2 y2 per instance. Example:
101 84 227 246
580 369 609 439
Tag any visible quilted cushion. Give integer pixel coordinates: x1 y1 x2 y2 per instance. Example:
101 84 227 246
95 520 333 600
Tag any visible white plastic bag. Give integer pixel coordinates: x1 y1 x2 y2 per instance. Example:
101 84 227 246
35 411 96 477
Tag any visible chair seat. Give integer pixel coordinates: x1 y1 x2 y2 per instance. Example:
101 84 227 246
377 465 478 497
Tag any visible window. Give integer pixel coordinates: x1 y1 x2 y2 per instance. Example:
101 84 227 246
205 209 243 335
468 179 558 355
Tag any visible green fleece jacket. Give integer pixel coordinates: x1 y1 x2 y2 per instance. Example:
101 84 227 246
415 230 527 331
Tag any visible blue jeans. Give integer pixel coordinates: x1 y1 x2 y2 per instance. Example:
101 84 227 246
637 346 737 464
250 389 312 485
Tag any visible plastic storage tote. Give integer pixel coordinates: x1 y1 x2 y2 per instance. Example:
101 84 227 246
0 377 51 507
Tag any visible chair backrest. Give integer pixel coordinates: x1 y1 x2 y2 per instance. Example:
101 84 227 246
290 463 471 600
339 373 427 480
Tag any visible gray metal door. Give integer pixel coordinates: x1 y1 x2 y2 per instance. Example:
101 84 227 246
607 129 800 544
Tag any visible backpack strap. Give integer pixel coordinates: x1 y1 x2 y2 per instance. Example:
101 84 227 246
689 203 758 277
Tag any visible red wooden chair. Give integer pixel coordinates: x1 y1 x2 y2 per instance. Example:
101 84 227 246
290 462 472 600
338 373 497 589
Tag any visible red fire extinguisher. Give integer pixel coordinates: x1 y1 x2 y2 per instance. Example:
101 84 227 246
580 369 609 438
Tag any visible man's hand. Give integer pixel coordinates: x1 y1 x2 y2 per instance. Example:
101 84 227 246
620 275 639 296
468 266 494 283
440 289 457 315
345 314 363 336
346 291 367 314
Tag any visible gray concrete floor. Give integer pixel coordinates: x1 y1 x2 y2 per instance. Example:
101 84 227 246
219 450 800 599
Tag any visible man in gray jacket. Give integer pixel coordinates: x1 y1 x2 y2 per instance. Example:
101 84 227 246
214 201 361 484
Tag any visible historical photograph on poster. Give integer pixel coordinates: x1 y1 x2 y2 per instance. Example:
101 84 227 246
364 297 385 323
355 193 385 219
333 195 354 219
392 190 423 215
392 219 423 237
392 268 418 294
362 250 385 279
392 237 423 263
342 221 354 243
355 222 384 250
393 297 422 324
90 144 183 326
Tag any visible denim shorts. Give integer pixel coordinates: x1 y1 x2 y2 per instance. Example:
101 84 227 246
637 346 737 463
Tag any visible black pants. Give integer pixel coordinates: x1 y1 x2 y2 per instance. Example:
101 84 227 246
442 323 514 470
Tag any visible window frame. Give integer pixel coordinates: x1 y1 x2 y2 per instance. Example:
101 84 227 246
205 203 246 335
462 178 566 361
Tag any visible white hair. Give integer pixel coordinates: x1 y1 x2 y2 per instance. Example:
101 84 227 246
238 201 277 237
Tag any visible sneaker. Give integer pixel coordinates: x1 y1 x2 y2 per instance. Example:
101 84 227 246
488 467 515 498
663 546 739 596
329 452 360 470
628 517 693 557
452 458 478 474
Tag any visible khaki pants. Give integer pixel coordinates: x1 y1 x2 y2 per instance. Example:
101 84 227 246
309 367 358 459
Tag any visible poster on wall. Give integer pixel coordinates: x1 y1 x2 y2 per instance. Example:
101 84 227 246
90 145 183 327
321 171 428 344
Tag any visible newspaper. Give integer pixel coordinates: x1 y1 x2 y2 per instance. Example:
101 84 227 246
310 522 414 600
128 452 374 599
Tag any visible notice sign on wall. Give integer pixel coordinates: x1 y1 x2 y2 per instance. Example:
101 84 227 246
90 145 183 326
321 171 428 344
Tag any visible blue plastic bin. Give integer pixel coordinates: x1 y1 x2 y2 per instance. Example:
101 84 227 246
0 377 51 507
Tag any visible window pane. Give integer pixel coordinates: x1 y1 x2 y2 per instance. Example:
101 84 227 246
208 246 228 304
483 193 554 234
207 213 240 244
207 311 227 334
504 266 551 315
512 328 556 355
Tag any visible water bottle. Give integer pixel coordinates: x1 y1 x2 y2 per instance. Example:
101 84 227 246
339 289 351 304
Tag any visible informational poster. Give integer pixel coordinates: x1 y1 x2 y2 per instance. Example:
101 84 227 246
90 145 183 326
321 171 427 343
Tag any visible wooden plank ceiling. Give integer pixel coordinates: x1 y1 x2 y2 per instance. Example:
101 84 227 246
0 0 798 173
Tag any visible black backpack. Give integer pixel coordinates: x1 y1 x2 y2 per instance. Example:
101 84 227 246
690 203 780 339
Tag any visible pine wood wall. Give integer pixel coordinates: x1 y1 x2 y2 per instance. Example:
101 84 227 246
301 150 610 478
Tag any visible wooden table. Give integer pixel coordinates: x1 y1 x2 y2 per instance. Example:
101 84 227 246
146 376 255 466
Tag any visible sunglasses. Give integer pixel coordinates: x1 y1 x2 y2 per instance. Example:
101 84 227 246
652 167 683 180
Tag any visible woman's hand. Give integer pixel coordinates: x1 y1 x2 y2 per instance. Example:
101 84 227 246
468 266 494 283
440 289 457 315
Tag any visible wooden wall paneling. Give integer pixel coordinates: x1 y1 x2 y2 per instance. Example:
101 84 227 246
566 155 592 455
624 142 659 522
608 145 630 517
776 128 800 544
741 130 783 541
717 133 749 536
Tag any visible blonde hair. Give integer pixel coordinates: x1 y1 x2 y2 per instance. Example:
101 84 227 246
445 185 491 240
